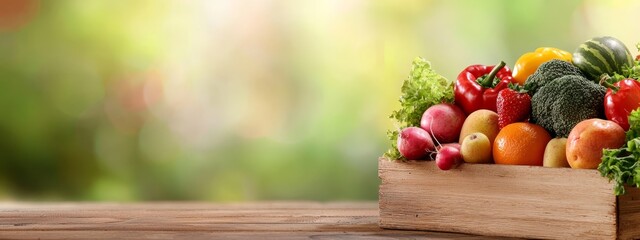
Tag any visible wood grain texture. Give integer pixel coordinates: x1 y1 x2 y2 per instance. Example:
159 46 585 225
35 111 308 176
378 157 624 240
0 202 518 240
618 186 640 240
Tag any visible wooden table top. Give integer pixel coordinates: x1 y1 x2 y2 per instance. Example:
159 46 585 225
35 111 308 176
0 202 516 239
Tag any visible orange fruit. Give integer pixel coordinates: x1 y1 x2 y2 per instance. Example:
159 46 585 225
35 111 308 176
493 122 552 166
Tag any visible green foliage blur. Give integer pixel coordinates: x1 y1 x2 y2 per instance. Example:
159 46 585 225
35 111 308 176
0 0 638 201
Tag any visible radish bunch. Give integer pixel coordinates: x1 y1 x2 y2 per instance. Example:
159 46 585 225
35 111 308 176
396 103 466 170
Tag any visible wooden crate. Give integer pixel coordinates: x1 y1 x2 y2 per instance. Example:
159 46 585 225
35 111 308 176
378 157 640 239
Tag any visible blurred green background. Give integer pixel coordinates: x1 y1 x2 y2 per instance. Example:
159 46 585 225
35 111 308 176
0 0 638 201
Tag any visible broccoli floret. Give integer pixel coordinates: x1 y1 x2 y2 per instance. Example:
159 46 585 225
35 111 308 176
531 75 606 137
524 59 585 95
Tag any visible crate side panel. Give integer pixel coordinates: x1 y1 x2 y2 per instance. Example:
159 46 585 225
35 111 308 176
618 186 640 240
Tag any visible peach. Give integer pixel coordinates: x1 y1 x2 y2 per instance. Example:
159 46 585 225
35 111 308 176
566 119 626 169
459 110 499 146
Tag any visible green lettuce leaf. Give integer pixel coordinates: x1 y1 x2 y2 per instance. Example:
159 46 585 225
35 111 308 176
599 109 640 195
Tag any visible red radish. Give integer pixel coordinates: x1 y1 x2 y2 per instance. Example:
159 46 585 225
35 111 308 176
431 142 461 160
436 146 462 170
420 103 466 143
397 127 435 160
436 142 461 151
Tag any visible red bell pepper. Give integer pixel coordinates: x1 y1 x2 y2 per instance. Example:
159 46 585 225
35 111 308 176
604 78 640 131
454 61 514 114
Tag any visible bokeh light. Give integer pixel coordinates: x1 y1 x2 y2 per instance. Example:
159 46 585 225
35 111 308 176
0 0 638 201
0 0 38 32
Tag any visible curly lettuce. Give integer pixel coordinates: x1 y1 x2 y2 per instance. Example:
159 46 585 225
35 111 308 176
599 108 640 195
384 57 454 160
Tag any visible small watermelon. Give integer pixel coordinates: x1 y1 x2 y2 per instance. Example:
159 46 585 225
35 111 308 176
572 36 634 81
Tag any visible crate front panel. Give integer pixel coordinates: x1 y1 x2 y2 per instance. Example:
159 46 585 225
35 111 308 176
378 158 617 239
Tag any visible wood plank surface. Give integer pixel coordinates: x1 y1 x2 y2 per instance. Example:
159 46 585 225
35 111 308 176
379 158 619 240
0 202 517 240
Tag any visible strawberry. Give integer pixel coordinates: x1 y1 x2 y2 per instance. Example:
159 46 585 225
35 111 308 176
497 88 531 129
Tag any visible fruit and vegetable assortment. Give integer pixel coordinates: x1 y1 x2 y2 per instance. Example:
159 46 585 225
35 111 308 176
384 36 640 195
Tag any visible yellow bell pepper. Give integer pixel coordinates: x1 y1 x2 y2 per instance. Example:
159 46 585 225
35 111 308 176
512 47 572 85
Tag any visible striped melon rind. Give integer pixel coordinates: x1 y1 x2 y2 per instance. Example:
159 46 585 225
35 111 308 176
572 36 634 81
